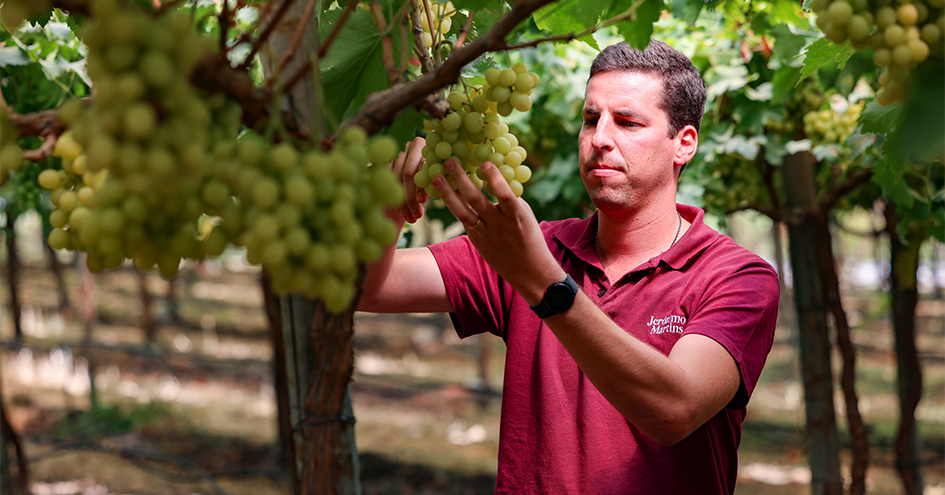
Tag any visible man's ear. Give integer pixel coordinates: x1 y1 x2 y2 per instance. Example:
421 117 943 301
674 125 698 167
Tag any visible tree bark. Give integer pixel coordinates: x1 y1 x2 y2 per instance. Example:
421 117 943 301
820 222 869 495
261 270 295 484
45 242 70 312
138 270 158 344
886 203 925 495
782 151 843 495
1 393 30 495
260 3 361 493
79 253 99 411
4 221 23 344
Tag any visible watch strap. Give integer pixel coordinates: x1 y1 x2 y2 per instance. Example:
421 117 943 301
529 273 579 319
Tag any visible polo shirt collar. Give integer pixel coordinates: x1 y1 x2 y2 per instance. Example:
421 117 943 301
550 204 719 274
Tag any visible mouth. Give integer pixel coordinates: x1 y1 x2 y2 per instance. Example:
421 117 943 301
586 162 622 178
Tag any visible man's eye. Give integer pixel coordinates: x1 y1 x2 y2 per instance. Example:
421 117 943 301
583 118 598 126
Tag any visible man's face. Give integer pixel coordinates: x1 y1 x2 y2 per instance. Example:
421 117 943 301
578 71 692 217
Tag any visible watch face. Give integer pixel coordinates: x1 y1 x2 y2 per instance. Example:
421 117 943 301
546 283 576 311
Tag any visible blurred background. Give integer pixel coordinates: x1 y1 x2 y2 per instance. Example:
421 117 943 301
1 208 943 495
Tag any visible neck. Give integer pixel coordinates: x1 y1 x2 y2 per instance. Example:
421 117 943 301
594 205 688 275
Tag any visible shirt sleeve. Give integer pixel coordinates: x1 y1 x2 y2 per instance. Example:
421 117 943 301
428 235 510 339
684 257 780 409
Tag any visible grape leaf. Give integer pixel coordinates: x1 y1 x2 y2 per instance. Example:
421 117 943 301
770 24 806 66
770 66 801 104
860 99 903 134
799 37 855 82
872 160 915 209
319 10 390 125
452 0 500 11
534 0 605 49
668 0 704 26
885 59 945 162
614 0 663 50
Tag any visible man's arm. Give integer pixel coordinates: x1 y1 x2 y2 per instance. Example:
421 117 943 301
431 158 742 446
358 137 452 314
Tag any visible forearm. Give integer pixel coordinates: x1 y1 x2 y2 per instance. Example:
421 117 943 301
539 291 739 445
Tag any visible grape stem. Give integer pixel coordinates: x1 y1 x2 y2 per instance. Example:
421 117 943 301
421 0 441 64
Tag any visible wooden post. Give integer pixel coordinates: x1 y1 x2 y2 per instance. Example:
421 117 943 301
781 151 843 495
886 203 926 495
259 2 361 493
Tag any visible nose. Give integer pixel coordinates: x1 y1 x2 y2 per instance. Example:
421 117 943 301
590 115 614 153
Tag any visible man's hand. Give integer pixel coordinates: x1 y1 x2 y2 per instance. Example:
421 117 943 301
390 137 428 224
431 159 564 305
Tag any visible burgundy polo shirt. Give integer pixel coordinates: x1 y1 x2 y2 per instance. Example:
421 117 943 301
428 204 779 494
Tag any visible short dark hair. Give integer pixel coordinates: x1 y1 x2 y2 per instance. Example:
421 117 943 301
589 41 706 137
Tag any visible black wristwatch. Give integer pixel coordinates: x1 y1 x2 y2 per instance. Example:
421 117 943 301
529 274 579 319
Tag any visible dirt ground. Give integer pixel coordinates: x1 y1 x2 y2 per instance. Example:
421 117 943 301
1 234 944 494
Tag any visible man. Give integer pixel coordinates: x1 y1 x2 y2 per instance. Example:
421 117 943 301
359 40 779 494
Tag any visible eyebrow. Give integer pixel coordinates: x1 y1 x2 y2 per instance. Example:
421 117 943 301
582 107 644 120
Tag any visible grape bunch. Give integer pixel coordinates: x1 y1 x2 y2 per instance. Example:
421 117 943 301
764 77 828 138
225 129 403 312
419 1 456 50
701 151 771 215
0 107 23 185
414 63 538 200
803 101 865 145
810 0 944 105
40 0 241 277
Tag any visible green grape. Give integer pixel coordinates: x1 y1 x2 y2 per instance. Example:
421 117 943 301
368 135 398 164
271 142 299 171
252 177 280 209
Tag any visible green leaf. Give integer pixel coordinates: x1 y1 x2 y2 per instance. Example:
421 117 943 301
770 66 801 104
872 160 915 209
534 0 605 45
668 0 704 26
770 24 806 65
319 9 390 125
799 37 855 82
452 0 499 11
860 99 903 134
0 47 30 68
614 0 664 50
770 0 806 26
885 58 945 162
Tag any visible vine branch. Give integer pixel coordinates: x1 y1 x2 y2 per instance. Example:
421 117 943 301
820 168 874 211
371 1 400 85
237 0 295 71
342 0 559 136
276 0 320 76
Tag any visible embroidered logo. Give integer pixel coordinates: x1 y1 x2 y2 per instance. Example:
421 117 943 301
647 314 686 335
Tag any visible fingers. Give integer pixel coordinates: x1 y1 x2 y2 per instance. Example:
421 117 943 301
392 137 427 223
433 159 483 228
478 161 517 205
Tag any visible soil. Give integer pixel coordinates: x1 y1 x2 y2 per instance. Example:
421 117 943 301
1 240 944 495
